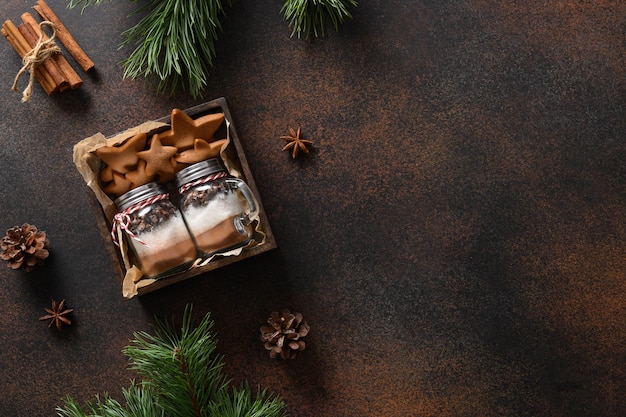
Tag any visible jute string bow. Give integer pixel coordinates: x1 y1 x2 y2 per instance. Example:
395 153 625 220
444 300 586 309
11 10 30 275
12 20 61 102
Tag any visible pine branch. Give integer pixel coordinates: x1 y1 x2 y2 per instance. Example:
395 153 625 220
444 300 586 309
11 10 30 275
121 382 164 417
57 393 126 417
67 0 357 96
118 0 228 98
123 307 229 417
55 306 286 417
282 0 358 39
207 383 287 417
67 0 228 98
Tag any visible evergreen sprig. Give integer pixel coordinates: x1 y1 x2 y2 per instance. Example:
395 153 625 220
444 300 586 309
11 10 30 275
123 308 228 417
281 0 358 39
119 0 229 98
56 307 286 417
58 383 163 417
68 0 229 98
67 0 357 96
207 383 288 417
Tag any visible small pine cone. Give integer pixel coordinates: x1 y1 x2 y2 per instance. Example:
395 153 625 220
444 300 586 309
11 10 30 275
0 224 49 271
260 309 310 359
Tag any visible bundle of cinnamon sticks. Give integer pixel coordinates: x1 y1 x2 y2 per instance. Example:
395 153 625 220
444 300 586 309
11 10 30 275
1 0 94 96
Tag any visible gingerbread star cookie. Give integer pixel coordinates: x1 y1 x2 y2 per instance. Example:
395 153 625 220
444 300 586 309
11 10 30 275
96 132 147 174
125 160 155 189
158 109 225 149
99 165 115 183
102 171 132 196
175 138 228 165
137 134 178 178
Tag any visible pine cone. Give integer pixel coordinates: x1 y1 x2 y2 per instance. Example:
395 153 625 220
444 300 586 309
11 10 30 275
1 224 49 271
260 309 310 359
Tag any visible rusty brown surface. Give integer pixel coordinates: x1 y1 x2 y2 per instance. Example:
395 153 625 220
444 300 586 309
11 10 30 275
0 0 624 416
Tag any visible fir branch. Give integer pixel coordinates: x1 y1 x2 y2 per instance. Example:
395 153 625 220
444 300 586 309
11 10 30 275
207 383 287 417
55 306 286 417
173 349 202 416
68 0 357 96
123 307 229 417
118 0 229 98
57 393 126 417
121 382 164 417
57 385 163 417
55 396 86 417
67 0 229 98
282 0 358 39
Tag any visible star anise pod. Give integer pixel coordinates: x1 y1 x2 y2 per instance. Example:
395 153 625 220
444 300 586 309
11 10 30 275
280 127 313 159
260 309 310 359
1 223 49 271
39 299 73 331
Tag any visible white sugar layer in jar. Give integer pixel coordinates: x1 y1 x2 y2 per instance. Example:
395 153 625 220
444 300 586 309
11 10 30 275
183 192 252 254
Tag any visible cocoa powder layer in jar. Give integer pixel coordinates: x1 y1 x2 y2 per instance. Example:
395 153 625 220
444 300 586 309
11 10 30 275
191 214 253 254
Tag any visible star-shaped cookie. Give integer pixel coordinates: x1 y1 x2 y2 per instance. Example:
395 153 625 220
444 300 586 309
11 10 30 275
137 134 178 178
96 132 147 174
99 165 115 183
175 138 228 165
125 160 155 189
102 171 132 196
158 109 225 149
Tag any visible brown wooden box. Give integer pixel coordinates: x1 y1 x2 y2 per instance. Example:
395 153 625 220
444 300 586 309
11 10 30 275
84 97 276 296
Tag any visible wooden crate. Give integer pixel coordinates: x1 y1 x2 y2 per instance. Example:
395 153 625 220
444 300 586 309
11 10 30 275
84 97 276 296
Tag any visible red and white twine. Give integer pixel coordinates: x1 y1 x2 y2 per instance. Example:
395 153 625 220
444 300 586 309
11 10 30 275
111 193 170 246
178 171 228 195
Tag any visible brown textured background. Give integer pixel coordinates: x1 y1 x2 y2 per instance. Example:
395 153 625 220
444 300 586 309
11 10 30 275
0 0 625 416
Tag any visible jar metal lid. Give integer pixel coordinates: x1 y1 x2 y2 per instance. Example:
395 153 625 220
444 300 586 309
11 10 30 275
175 158 226 188
114 182 167 210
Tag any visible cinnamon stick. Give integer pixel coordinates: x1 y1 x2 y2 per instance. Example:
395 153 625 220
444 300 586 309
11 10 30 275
21 12 82 89
1 19 55 95
18 22 68 92
33 0 94 72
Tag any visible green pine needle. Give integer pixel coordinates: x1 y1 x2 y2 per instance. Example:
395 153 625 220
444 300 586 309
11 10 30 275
281 0 358 39
68 0 228 98
207 383 287 417
67 0 357 96
67 0 111 11
124 307 228 417
55 306 285 417
119 0 228 98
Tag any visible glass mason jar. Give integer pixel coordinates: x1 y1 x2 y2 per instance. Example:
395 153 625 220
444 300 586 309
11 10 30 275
175 159 259 258
113 182 197 278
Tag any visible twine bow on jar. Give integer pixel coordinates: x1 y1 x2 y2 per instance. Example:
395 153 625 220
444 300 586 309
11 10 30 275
111 193 170 247
12 20 61 102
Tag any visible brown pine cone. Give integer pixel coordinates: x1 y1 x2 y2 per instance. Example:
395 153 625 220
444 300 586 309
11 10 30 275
0 224 49 271
260 309 310 359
